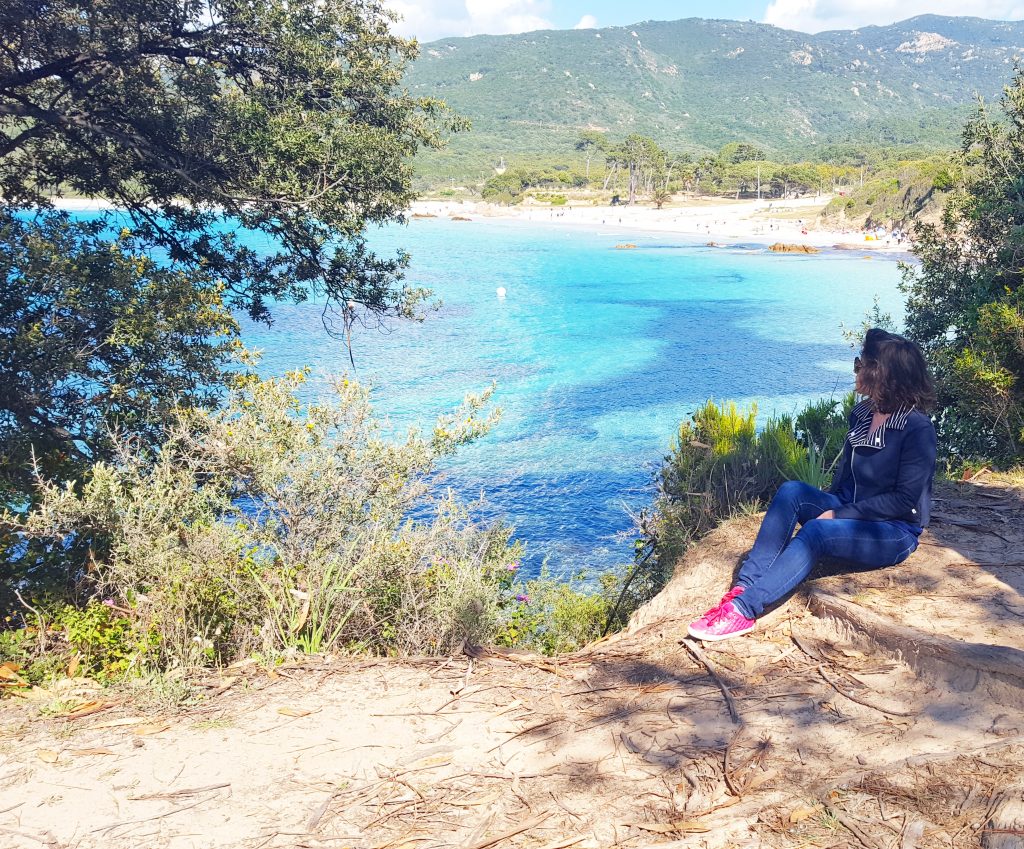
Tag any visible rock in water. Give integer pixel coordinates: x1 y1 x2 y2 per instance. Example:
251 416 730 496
769 242 820 254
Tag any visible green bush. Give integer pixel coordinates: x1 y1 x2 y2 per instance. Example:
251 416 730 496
904 68 1024 462
57 601 155 679
0 623 59 684
12 371 522 671
482 171 527 203
496 568 620 655
650 395 854 568
532 193 568 206
0 601 146 683
795 397 852 467
932 169 955 191
821 156 952 228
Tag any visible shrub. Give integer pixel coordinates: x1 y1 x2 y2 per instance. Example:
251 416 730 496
904 69 1024 461
795 396 852 468
932 169 955 191
0 622 59 685
57 601 153 679
496 568 620 655
482 171 527 203
649 395 854 569
13 371 521 670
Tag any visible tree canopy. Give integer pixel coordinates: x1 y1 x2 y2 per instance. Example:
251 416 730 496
903 67 1024 461
0 211 238 498
1 0 462 323
0 0 463 502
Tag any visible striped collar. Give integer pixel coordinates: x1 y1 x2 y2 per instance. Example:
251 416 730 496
848 399 915 449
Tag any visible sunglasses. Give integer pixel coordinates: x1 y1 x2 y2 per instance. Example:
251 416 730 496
854 356 875 374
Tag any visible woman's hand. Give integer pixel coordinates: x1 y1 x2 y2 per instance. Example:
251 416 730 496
817 510 836 520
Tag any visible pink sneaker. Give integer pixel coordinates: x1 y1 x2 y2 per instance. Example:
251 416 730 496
688 586 746 632
687 600 755 642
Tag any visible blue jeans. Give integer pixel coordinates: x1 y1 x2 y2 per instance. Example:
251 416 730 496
732 480 919 619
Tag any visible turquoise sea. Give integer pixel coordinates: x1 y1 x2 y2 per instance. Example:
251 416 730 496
240 217 907 577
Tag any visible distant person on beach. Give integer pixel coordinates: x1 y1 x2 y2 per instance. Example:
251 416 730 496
687 329 937 642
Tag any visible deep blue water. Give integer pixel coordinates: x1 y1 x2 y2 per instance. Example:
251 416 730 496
238 218 907 577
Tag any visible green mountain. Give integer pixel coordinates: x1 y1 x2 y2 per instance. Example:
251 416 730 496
406 15 1024 178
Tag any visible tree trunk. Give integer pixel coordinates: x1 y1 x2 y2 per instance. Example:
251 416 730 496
603 163 616 192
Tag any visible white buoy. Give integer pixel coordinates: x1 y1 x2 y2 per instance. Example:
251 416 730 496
496 287 507 298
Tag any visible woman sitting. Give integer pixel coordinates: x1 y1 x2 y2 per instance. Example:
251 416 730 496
688 328 937 642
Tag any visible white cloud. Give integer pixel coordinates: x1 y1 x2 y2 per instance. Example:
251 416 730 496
387 0 554 42
764 0 1024 33
574 14 598 29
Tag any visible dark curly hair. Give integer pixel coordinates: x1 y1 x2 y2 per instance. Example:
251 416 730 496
858 328 936 413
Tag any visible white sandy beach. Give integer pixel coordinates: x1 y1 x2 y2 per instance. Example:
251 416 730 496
41 194 906 255
411 195 909 254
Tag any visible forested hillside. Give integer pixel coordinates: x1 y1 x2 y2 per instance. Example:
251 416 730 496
407 14 1024 177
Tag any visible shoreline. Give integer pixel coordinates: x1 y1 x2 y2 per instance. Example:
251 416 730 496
411 195 912 258
32 195 912 260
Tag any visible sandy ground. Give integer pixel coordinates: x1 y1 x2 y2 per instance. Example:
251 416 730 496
410 196 906 254
1 478 1021 849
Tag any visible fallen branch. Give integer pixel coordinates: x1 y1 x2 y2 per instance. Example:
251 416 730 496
307 787 344 832
0 826 60 848
462 812 552 849
129 782 230 801
790 631 827 664
464 645 573 678
487 718 566 753
680 638 741 725
817 666 916 717
92 795 214 834
820 801 886 849
206 676 240 699
722 727 744 796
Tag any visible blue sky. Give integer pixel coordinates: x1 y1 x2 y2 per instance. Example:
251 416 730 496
386 1 1024 42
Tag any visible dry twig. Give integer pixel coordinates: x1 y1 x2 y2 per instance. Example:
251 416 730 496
307 787 345 832
0 826 60 848
817 666 916 717
92 795 217 835
129 782 231 800
722 727 744 797
820 800 887 849
461 811 552 849
680 639 741 725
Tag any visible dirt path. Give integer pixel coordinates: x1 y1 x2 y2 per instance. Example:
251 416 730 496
1 478 1021 849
